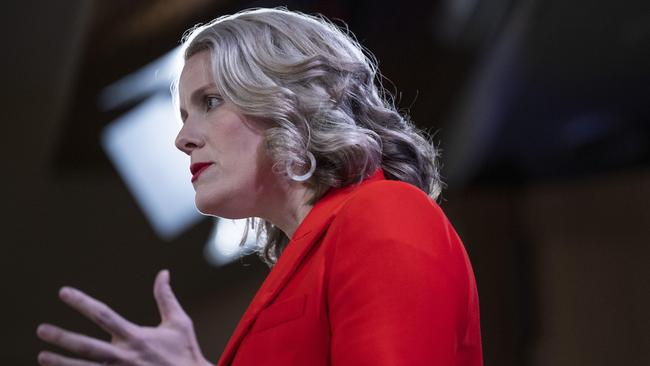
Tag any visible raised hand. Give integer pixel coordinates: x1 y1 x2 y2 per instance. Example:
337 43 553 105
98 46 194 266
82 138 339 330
36 270 212 366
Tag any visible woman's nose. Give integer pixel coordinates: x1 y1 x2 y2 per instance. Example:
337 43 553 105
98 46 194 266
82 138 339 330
175 124 203 155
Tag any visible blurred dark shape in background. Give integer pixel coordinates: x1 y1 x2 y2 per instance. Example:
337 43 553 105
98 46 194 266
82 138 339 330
445 0 650 186
2 0 648 365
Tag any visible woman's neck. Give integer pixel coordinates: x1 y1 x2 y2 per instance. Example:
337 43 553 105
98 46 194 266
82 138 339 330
261 180 313 239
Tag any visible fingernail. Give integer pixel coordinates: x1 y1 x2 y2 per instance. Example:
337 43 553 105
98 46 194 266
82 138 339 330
38 351 52 364
59 287 73 299
36 324 51 337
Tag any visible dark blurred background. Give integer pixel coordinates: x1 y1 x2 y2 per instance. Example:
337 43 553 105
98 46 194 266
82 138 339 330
3 0 649 365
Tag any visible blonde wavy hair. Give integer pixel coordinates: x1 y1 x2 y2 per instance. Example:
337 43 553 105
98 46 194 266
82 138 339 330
175 7 443 266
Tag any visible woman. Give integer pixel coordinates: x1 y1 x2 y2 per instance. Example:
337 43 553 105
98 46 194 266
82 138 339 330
37 8 482 366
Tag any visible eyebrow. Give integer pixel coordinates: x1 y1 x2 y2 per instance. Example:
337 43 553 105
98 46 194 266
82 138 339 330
179 83 218 122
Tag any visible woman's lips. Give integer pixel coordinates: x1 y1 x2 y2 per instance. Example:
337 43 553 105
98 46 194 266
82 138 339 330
190 162 213 183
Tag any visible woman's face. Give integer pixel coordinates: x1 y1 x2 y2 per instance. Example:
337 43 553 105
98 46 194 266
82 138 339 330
175 51 276 218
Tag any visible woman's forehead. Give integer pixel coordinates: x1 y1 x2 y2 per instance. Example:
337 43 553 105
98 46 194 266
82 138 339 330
179 52 215 95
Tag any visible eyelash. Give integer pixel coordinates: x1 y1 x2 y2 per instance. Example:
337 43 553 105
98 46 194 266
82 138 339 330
205 95 222 111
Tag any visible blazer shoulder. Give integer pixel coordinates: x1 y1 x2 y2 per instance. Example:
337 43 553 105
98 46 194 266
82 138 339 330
329 179 449 240
342 179 440 214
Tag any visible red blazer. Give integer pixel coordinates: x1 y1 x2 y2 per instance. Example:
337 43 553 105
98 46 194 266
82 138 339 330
217 171 483 366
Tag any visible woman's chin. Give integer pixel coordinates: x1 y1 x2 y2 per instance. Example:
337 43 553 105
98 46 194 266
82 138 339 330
195 196 245 219
194 194 221 216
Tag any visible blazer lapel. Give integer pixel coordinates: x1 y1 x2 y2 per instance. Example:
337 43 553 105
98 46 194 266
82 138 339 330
216 204 336 366
217 170 386 366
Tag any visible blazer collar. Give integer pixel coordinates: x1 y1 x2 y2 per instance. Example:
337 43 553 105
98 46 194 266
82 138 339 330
217 170 386 366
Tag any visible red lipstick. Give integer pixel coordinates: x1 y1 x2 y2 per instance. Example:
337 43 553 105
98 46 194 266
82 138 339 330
190 162 212 182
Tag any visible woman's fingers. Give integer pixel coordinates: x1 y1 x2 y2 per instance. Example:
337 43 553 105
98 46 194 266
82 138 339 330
153 270 189 324
59 287 136 339
37 350 103 366
36 324 119 361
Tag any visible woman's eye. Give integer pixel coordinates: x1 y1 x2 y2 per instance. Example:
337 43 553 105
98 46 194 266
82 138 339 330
205 96 221 111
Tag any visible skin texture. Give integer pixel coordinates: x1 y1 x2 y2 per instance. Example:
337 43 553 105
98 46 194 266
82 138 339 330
36 51 313 365
176 51 312 237
176 51 273 219
36 271 212 366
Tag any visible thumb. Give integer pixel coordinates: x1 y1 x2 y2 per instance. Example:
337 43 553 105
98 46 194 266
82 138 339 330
153 269 187 324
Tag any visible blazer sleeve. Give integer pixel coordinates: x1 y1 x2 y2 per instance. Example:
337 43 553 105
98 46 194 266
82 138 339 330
326 181 480 366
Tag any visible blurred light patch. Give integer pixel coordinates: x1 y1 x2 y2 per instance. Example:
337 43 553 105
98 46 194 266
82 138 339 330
101 93 201 239
100 46 256 266
435 0 479 43
99 47 184 111
204 218 260 266
562 112 618 148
